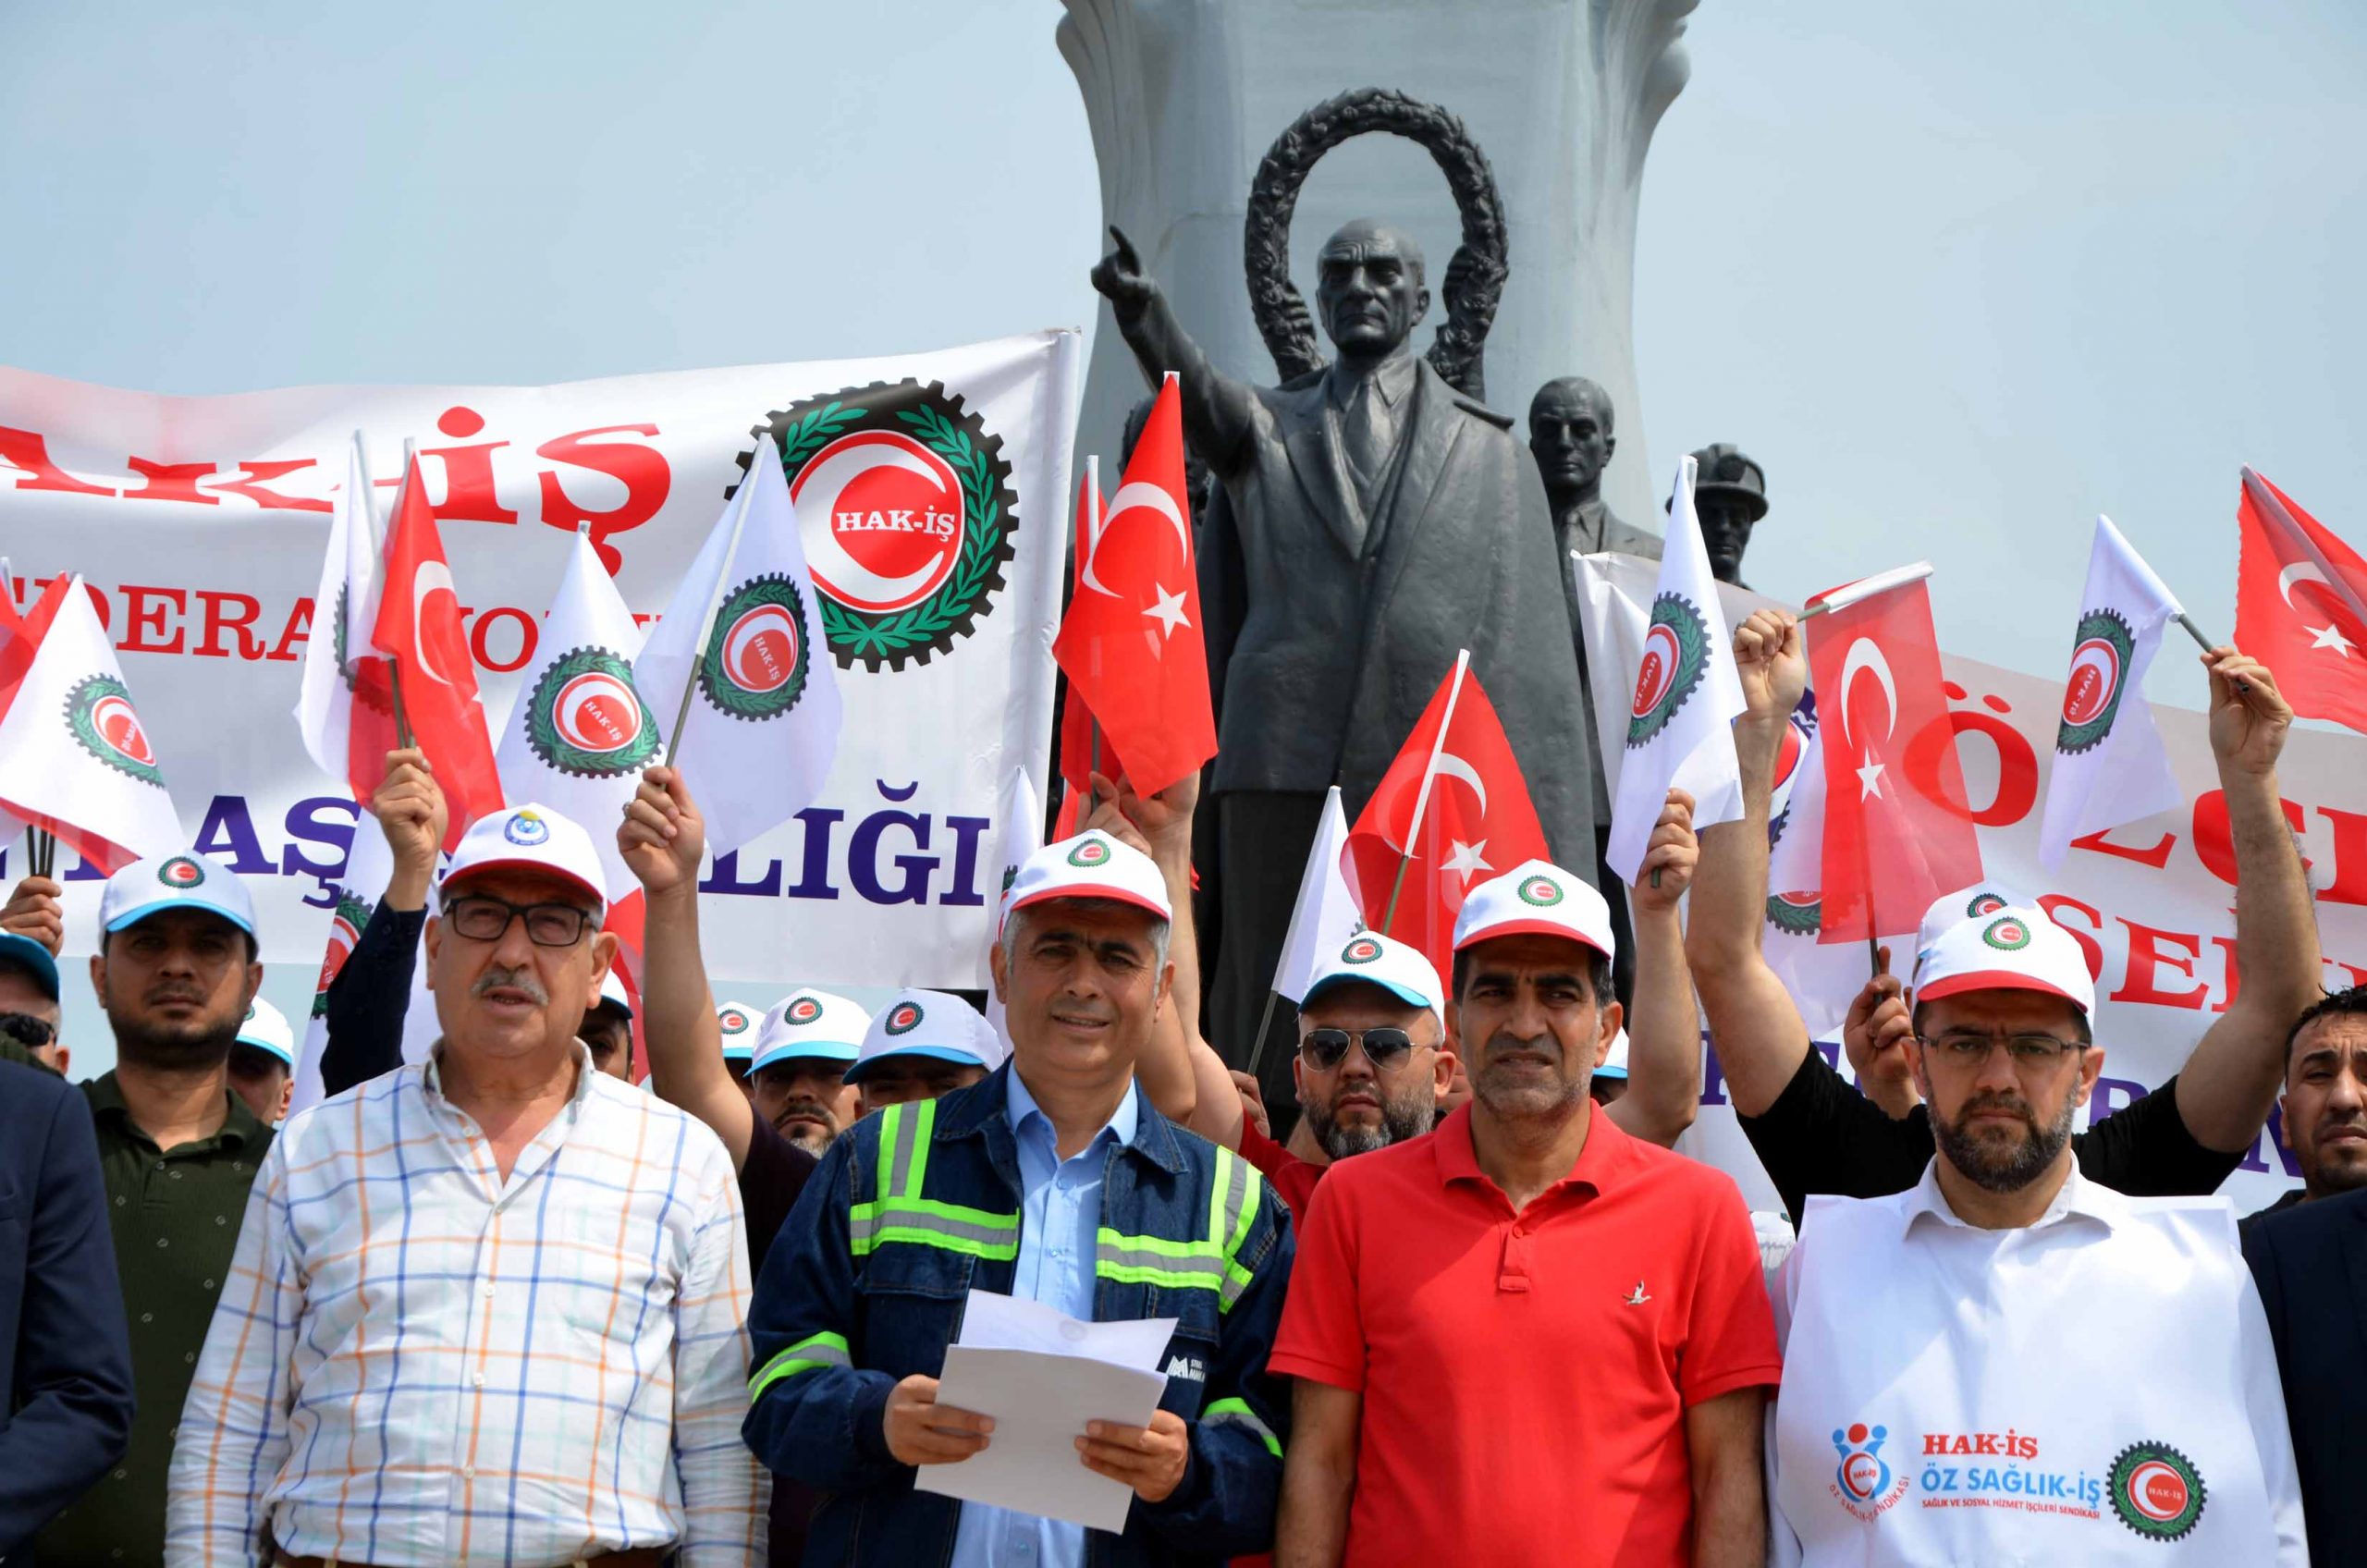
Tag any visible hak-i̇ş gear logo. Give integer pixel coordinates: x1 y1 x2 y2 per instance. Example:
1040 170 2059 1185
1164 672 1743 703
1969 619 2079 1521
718 1008 752 1035
526 646 659 776
785 996 824 1026
157 855 205 888
885 1001 924 1035
1342 936 1383 965
2057 608 2136 755
311 890 372 1021
1627 592 1711 747
2109 1441 2205 1541
1069 838 1113 869
744 379 1018 671
1518 874 1564 908
67 675 165 786
1982 914 2033 950
1767 891 1823 937
699 576 813 721
1967 890 2009 919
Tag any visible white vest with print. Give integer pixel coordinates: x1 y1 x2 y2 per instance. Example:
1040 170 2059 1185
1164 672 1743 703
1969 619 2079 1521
1772 1182 2289 1565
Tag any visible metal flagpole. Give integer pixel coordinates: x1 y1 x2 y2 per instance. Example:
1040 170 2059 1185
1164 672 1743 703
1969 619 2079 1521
1381 648 1472 934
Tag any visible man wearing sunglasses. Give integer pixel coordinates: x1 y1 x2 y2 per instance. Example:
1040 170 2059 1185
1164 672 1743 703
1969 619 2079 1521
0 921 66 1074
169 803 765 1567
1764 899 2306 1562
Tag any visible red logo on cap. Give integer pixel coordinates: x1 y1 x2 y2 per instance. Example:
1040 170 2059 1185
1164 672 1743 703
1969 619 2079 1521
158 855 204 888
787 997 823 1025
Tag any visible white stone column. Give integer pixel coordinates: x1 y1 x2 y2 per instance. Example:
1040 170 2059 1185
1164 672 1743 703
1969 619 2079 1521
1058 0 1693 529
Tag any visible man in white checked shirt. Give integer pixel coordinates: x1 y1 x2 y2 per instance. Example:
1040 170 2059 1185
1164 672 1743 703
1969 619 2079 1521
166 803 765 1568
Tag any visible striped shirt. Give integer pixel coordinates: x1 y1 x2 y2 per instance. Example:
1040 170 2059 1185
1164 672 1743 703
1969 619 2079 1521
165 1042 765 1567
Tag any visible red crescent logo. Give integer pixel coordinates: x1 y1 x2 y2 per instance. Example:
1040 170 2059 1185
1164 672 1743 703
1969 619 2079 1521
92 694 155 766
2062 636 2123 727
555 671 644 753
793 430 965 614
724 604 802 694
1632 623 1681 717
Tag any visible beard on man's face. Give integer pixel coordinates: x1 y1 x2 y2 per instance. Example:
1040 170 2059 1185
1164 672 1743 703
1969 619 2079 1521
1932 1084 2079 1194
107 998 240 1072
1304 1076 1435 1159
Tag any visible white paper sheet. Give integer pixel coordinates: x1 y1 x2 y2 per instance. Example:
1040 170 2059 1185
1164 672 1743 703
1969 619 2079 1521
911 1291 1182 1532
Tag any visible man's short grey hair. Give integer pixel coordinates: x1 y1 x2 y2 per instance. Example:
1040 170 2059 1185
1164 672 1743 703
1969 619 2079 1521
1000 899 1172 973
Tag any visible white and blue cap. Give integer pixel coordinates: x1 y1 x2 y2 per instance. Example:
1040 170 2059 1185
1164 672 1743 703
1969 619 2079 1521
234 995 297 1069
100 851 255 939
715 998 760 1068
1596 1028 1631 1082
751 986 869 1073
0 931 60 1000
1302 931 1445 1032
440 803 607 919
595 968 634 1020
844 988 1005 1084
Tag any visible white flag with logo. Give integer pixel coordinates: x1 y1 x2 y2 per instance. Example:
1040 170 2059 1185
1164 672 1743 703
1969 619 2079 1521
2038 515 2184 871
287 823 439 1118
295 435 385 792
1605 456 1748 883
984 765 1043 1037
495 528 663 899
633 434 843 858
1271 786 1366 1003
0 576 181 872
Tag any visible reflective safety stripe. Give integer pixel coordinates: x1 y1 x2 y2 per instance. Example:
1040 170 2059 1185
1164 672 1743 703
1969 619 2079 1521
1096 1145 1268 1311
749 1330 851 1401
852 1097 1021 1260
1202 1396 1282 1458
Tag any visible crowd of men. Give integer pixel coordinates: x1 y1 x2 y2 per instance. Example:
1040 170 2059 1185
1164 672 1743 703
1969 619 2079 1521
1 601 2361 1565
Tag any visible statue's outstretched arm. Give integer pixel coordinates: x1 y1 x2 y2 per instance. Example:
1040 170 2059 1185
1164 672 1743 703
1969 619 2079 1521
1093 227 1257 474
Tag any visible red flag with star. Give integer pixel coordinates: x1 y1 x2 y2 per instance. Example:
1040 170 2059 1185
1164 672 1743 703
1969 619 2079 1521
1804 569 1981 944
369 458 503 849
1051 376 1216 796
2234 467 2367 736
1345 656 1550 983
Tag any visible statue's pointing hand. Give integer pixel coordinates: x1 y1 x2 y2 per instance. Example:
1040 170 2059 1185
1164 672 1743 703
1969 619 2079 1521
1091 226 1155 322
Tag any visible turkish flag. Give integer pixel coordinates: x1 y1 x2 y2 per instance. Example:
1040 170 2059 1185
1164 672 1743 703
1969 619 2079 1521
369 459 502 849
1804 572 1981 945
0 573 75 724
1058 466 1112 794
2234 467 2367 735
1051 376 1216 796
1345 657 1550 982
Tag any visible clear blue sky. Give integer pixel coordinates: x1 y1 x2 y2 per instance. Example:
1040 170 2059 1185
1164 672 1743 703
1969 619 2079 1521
6 0 2361 1077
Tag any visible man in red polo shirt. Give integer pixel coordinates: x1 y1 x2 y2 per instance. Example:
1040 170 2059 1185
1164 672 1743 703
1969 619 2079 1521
1270 860 1781 1568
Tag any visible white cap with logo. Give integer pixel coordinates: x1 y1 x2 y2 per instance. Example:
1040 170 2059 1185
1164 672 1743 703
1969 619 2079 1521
1913 881 2036 983
1912 902 2096 1016
715 998 760 1065
1301 931 1444 1031
752 986 870 1072
234 995 297 1068
1005 830 1171 923
844 988 1006 1084
1452 859 1616 964
440 803 607 919
101 851 256 938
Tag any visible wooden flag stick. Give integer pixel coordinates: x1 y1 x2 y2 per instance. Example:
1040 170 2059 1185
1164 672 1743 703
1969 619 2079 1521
1382 648 1472 935
666 449 762 765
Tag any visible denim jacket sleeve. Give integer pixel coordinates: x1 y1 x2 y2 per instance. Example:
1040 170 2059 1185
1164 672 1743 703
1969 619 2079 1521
1139 1176 1295 1557
741 1126 906 1496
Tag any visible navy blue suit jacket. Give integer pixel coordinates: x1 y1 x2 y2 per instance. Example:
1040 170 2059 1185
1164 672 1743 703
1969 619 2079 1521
2244 1186 2367 1568
0 1060 135 1564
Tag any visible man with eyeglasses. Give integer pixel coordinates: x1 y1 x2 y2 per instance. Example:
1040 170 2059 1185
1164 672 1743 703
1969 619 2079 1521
1764 899 2306 1562
1273 860 1778 1568
1686 609 2318 1223
168 803 765 1567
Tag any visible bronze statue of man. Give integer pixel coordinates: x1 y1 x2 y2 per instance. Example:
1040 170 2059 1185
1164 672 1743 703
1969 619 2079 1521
1092 220 1596 1086
1686 442 1768 587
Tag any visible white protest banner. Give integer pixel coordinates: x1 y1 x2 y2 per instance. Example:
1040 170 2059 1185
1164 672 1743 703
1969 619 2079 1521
1578 551 2367 1213
0 330 1080 991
